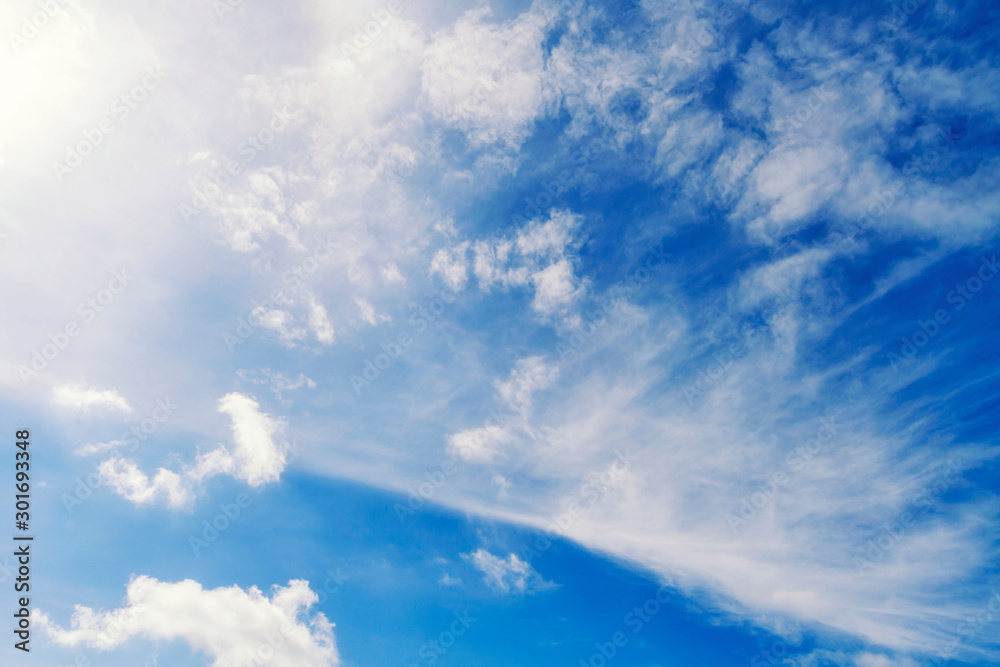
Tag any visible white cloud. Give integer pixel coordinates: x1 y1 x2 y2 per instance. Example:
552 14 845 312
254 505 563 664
494 356 558 418
429 242 469 290
251 305 308 346
99 458 193 509
38 576 338 666
438 573 461 587
353 296 390 326
54 383 131 413
75 439 126 456
421 6 557 149
531 258 583 318
100 393 290 509
463 549 554 594
381 262 406 285
238 369 317 400
436 210 586 324
447 425 511 464
492 473 511 501
307 294 335 344
215 392 290 486
446 356 556 463
214 166 311 253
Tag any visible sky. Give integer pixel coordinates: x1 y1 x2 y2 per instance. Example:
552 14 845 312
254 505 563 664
0 0 999 665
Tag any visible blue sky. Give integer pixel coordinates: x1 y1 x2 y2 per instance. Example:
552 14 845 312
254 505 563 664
1 0 999 665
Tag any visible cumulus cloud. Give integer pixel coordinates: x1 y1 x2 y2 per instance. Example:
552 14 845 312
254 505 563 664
215 391 289 486
53 383 131 413
99 393 290 509
99 458 193 509
37 576 338 666
463 549 554 594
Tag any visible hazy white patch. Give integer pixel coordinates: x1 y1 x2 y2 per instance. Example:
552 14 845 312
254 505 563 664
54 383 131 413
307 294 335 344
464 549 554 594
251 305 308 346
381 262 406 285
353 297 390 326
437 573 461 587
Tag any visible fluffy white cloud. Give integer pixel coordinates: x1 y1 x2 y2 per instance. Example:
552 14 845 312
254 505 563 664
100 392 290 509
38 576 338 666
99 458 193 509
216 391 289 486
